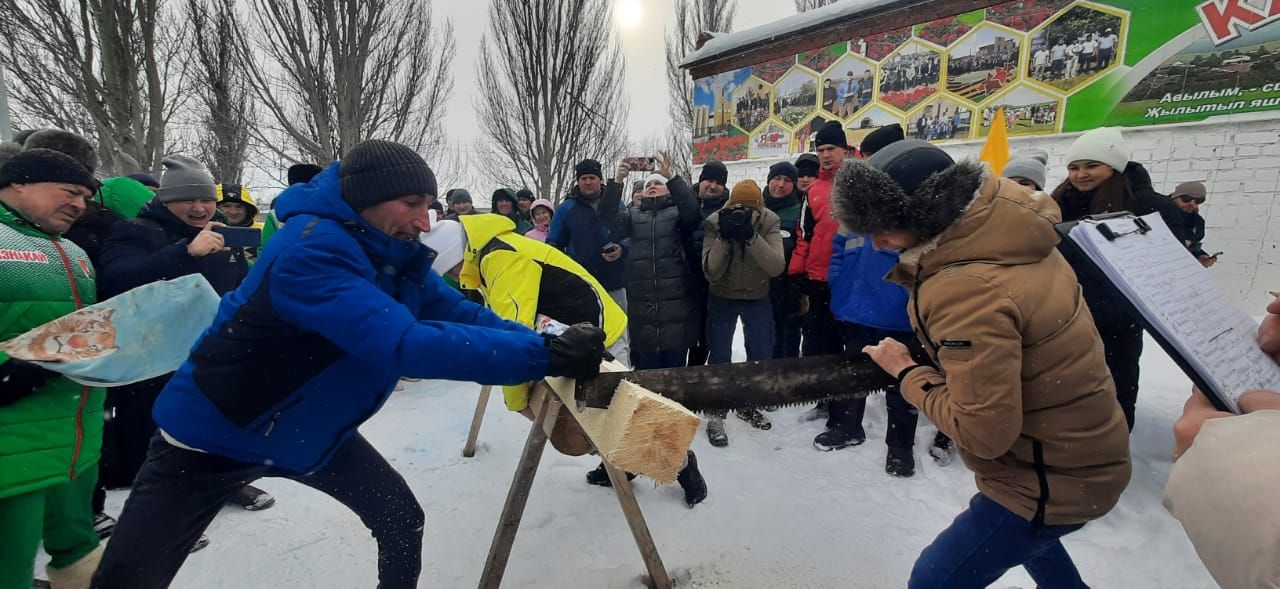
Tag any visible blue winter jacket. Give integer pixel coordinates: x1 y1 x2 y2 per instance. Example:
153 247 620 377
546 183 627 291
153 163 551 472
827 229 912 333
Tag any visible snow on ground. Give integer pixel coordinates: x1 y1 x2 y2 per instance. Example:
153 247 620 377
99 332 1217 588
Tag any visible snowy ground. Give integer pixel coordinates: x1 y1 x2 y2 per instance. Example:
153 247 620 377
96 333 1217 588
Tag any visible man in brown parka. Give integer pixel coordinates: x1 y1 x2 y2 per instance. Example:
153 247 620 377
834 140 1131 588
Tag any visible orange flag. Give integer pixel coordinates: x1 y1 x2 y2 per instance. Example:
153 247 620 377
980 108 1010 175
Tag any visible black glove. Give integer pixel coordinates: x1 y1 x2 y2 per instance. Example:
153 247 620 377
718 208 755 242
546 323 606 379
0 358 58 406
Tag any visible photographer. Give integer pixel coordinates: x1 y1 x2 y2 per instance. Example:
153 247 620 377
700 180 785 446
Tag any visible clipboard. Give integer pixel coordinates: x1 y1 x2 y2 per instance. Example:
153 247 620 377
1054 212 1280 414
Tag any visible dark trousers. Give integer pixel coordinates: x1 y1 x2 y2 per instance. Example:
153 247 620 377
688 287 710 367
92 433 424 589
800 282 842 359
632 349 689 370
1101 328 1142 431
909 494 1087 589
706 295 775 365
769 278 802 359
826 322 919 446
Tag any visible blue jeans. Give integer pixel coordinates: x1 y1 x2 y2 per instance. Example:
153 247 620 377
910 494 1087 589
706 295 774 365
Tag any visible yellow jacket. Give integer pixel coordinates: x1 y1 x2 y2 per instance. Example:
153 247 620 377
458 214 626 411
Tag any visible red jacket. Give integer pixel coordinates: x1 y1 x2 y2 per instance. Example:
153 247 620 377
787 163 839 282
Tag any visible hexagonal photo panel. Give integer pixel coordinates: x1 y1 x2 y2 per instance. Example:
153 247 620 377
946 24 1023 104
916 11 980 48
820 54 877 120
692 67 751 145
800 43 846 74
749 121 794 160
906 96 973 142
879 41 943 113
854 26 911 62
976 84 1063 138
774 67 820 128
790 114 840 154
985 0 1072 32
845 106 905 150
731 76 773 133
754 55 795 85
1027 3 1126 92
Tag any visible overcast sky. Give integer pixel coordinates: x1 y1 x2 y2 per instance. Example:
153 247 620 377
432 0 800 196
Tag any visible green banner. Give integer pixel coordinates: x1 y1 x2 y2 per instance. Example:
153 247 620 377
691 0 1280 163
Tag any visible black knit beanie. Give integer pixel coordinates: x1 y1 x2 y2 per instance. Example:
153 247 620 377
698 160 729 184
795 154 819 178
768 161 798 183
815 121 849 150
515 188 534 202
0 148 99 191
575 159 603 180
288 163 323 186
339 140 437 211
859 124 905 157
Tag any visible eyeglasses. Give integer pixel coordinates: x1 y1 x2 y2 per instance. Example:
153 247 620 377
1177 195 1206 204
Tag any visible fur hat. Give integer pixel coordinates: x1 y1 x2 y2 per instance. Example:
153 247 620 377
795 153 819 178
0 142 22 171
815 120 849 150
698 160 729 184
859 124 905 157
22 129 99 173
727 179 764 210
420 219 465 276
831 139 981 242
1064 127 1128 171
1002 148 1049 191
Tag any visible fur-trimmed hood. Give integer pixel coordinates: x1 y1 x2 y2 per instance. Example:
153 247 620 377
832 158 985 241
886 168 1063 287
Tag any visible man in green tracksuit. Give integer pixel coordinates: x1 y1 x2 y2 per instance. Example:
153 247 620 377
0 140 106 589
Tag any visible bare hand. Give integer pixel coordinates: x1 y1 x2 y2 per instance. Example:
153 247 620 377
1199 256 1217 268
862 337 915 377
1261 291 1280 363
1172 387 1233 459
657 152 673 179
601 244 622 262
615 164 630 183
187 223 228 257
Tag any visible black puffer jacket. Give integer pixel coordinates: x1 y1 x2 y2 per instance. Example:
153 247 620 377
1055 162 1185 333
619 176 701 353
99 201 250 299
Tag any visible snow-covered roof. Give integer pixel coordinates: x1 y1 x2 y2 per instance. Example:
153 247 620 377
681 0 913 69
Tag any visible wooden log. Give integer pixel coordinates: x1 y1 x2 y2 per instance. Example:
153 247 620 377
462 385 493 458
545 361 700 484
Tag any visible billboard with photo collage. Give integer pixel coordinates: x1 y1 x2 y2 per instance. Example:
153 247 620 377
692 0 1280 163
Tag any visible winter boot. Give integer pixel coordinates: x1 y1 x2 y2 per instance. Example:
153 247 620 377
705 416 729 447
46 545 102 589
676 451 707 507
585 462 636 487
798 401 830 423
233 485 276 511
190 534 211 553
735 408 772 430
886 446 916 478
813 424 865 451
92 512 116 539
929 431 955 466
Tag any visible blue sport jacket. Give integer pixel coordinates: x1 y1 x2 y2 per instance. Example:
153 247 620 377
153 163 550 472
827 229 912 333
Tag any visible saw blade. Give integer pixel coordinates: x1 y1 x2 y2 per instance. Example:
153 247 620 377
574 354 897 411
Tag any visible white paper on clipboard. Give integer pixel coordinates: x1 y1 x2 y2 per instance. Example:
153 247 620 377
1067 213 1280 413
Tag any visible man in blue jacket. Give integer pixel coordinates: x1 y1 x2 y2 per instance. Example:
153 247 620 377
91 140 606 589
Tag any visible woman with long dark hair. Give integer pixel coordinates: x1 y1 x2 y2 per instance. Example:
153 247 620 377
1050 127 1185 431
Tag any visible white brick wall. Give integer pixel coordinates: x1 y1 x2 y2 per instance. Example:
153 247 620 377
706 117 1280 312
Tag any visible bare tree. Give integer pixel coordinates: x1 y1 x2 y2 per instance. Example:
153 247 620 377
234 0 456 166
474 0 629 202
185 0 252 184
795 0 841 11
665 0 736 180
0 0 191 174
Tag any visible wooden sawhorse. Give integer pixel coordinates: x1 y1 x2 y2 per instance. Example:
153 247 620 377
476 384 672 589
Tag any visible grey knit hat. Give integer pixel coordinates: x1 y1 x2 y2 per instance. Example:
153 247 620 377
1002 149 1049 191
157 154 217 202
